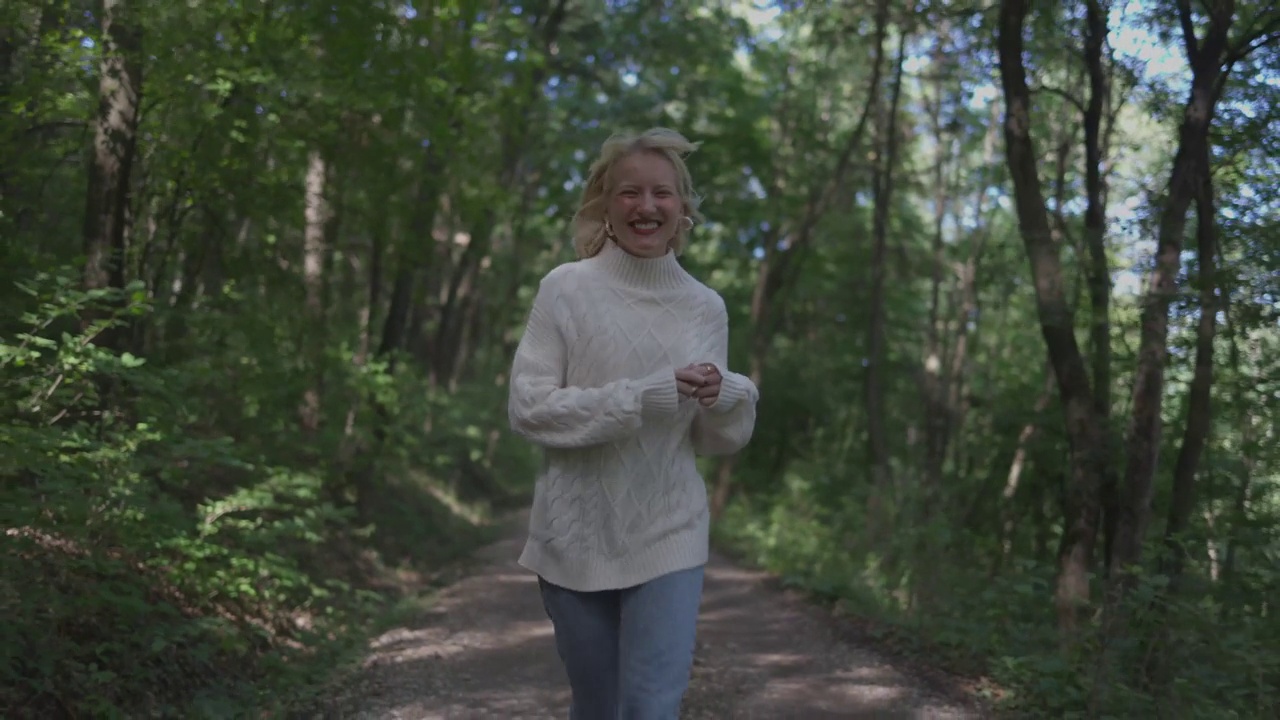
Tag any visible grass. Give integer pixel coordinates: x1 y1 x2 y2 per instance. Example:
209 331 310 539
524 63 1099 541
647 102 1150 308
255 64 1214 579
708 497 1004 715
271 469 514 717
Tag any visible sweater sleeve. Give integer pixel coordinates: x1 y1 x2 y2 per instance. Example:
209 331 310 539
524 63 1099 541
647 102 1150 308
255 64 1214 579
508 274 680 449
691 295 759 456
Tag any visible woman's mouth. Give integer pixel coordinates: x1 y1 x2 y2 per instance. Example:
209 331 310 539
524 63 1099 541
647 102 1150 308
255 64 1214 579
629 220 661 236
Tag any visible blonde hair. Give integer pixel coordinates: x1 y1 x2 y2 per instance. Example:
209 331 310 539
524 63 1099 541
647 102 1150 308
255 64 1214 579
571 127 705 259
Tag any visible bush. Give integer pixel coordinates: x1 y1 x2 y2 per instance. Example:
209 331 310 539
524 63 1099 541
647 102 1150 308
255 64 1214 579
0 271 518 717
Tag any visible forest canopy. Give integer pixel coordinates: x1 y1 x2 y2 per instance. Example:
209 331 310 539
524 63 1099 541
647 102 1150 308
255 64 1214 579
2 0 1278 717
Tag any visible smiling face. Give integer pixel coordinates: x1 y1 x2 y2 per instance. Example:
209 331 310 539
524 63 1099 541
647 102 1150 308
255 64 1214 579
605 151 684 259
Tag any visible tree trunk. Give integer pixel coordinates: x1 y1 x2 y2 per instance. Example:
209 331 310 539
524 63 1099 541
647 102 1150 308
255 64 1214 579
433 218 491 386
299 148 330 434
1160 157 1219 589
82 0 142 309
340 225 382 460
1082 0 1121 575
942 102 999 481
376 148 446 368
709 0 890 521
996 367 1056 571
1217 301 1253 620
1140 155 1221 695
1111 0 1234 575
996 0 1107 636
1089 5 1235 708
865 29 906 499
490 181 542 377
5 4 64 232
921 58 952 492
449 288 486 391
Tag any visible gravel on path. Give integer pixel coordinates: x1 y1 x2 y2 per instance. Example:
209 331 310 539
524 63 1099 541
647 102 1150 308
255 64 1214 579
323 516 987 719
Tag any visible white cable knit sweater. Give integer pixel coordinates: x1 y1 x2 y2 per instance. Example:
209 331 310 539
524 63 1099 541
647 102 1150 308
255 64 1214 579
509 239 759 592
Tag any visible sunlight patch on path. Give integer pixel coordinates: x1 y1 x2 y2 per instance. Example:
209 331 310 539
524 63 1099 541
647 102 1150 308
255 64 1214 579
336 512 983 719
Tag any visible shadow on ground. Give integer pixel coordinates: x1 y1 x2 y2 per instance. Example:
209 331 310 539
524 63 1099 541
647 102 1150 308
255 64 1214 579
320 515 984 719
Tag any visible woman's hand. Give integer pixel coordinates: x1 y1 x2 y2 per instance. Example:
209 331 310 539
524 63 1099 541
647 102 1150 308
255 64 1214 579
675 366 707 399
676 363 722 407
693 363 722 406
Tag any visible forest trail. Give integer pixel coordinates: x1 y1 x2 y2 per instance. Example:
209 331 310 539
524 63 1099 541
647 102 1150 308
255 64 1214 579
325 512 985 719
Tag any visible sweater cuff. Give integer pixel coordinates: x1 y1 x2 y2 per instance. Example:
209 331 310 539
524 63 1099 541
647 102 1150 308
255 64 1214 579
707 371 750 414
636 368 680 419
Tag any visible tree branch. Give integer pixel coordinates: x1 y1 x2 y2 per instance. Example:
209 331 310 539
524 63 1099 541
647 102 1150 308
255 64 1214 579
1178 0 1200 64
1032 83 1087 115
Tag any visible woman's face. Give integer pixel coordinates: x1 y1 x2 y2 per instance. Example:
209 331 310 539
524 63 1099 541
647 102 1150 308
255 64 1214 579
606 151 684 259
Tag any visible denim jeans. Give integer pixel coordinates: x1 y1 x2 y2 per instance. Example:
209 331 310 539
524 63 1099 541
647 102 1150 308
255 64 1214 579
539 565 705 720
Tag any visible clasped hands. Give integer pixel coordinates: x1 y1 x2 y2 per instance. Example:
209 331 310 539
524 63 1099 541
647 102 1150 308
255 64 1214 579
675 362 722 407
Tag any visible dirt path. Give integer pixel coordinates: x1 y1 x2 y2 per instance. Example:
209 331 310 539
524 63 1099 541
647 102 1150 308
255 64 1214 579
326 516 985 719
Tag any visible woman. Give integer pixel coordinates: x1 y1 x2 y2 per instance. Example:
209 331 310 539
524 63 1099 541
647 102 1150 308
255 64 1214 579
508 127 759 719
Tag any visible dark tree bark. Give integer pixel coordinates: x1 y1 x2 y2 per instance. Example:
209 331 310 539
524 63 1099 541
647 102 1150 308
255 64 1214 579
1218 312 1254 621
1082 0 1121 573
997 0 1107 635
865 29 907 493
377 146 447 369
1111 0 1234 574
433 223 487 386
1135 140 1222 694
1160 156 1219 589
82 0 142 312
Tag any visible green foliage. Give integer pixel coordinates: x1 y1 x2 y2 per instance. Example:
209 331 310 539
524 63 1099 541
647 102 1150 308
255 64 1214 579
718 474 1280 717
4 0 1277 715
0 272 510 717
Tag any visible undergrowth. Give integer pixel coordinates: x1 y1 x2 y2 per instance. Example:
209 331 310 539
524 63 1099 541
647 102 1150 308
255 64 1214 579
0 272 531 718
711 462 1280 719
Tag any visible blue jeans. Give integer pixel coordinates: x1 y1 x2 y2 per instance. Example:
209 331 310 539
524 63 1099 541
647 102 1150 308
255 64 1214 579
539 566 705 720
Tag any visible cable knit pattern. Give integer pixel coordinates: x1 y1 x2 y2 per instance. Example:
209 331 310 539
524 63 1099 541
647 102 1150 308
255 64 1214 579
509 239 759 592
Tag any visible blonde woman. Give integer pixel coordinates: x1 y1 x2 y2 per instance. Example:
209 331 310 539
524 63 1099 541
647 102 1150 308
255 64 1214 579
508 127 759 718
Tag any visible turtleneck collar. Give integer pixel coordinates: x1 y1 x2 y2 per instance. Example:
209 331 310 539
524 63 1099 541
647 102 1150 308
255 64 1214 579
592 238 693 290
